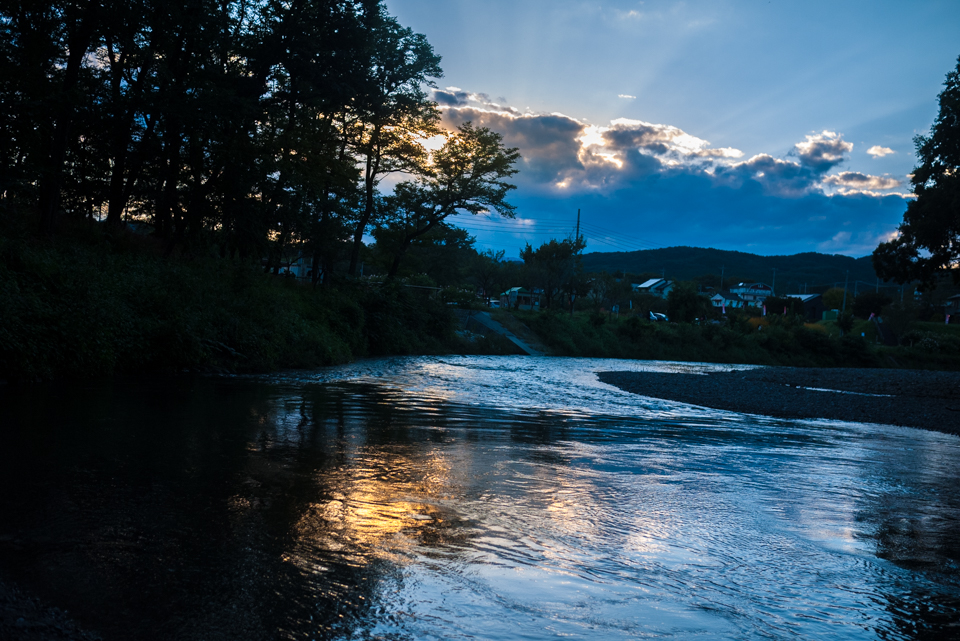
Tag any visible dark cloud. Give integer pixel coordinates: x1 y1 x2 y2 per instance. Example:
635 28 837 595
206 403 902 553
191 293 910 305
509 173 909 257
441 107 586 187
433 88 470 107
714 154 820 197
432 100 905 256
602 122 675 150
793 131 853 172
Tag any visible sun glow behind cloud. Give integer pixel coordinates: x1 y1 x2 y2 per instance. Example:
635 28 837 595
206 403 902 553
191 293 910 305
429 89 912 256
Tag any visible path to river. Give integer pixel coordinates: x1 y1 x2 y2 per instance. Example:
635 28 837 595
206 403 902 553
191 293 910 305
1 356 958 640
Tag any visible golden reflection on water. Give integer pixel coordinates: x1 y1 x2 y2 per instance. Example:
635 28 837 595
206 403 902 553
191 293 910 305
291 445 465 567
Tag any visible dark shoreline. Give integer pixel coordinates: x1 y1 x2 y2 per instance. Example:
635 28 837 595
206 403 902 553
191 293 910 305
598 367 960 436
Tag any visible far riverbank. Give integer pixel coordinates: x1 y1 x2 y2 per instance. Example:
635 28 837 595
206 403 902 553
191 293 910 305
598 367 960 435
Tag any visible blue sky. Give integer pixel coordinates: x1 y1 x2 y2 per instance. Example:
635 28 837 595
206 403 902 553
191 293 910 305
385 0 960 258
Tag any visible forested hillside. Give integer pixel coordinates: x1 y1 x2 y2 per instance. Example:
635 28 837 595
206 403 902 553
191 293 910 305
582 246 882 293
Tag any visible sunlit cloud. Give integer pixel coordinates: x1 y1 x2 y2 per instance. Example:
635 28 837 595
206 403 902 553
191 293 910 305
430 89 910 256
866 145 895 158
823 171 901 191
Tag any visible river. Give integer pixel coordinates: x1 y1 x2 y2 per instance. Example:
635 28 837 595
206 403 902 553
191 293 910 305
1 356 958 640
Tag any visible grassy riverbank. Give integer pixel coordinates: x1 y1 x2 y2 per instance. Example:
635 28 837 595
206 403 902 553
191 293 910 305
4 221 957 381
499 309 960 370
0 227 513 382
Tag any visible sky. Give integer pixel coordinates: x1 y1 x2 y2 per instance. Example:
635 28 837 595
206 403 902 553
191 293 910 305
384 0 960 259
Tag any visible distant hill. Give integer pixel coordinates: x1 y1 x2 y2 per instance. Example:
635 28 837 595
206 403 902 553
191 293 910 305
581 246 886 294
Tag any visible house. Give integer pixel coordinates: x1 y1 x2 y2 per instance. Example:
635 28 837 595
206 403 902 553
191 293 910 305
785 294 825 321
730 282 773 306
500 287 540 310
632 278 674 299
710 291 747 310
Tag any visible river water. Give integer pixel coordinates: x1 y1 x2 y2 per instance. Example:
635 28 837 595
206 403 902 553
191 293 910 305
1 356 959 640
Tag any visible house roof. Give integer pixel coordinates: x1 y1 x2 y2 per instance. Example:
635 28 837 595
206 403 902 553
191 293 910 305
733 282 772 291
637 278 664 289
785 294 821 302
711 291 745 302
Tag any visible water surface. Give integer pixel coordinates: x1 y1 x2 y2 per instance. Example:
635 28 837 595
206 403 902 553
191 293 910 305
1 356 958 640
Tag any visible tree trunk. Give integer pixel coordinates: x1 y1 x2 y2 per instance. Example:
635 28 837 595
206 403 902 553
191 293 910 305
348 125 381 276
38 2 98 236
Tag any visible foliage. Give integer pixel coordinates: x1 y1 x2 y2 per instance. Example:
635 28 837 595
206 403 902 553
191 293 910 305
666 282 712 323
764 295 804 316
520 236 586 310
0 231 466 381
837 312 855 335
873 55 960 289
852 291 893 318
0 0 496 285
506 308 889 369
882 303 919 345
822 287 847 310
377 123 520 280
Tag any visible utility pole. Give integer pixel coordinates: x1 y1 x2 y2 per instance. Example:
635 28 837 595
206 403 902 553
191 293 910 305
720 265 724 291
842 270 849 313
876 277 879 294
572 209 581 317
771 268 776 296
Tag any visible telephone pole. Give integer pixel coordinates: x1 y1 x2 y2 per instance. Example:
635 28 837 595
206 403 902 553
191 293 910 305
572 209 581 317
842 270 849 313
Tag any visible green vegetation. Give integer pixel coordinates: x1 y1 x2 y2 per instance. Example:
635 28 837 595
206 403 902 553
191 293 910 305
0 225 517 382
506 309 888 368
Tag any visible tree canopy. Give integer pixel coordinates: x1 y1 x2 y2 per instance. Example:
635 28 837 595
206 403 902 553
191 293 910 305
873 55 960 289
0 0 519 283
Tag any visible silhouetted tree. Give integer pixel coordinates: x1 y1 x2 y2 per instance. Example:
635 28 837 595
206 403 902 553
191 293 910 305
520 236 585 310
380 123 519 280
874 55 960 289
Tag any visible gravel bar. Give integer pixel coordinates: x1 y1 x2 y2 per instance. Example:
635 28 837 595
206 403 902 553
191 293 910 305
597 367 960 435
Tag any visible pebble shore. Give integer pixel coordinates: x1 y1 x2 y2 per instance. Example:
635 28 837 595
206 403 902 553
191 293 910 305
598 367 960 436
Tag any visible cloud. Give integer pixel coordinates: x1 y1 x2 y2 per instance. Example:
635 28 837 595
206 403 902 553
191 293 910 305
822 171 901 191
793 131 853 172
432 88 520 114
618 94 637 99
431 91 908 256
866 145 895 158
433 87 470 107
440 107 586 187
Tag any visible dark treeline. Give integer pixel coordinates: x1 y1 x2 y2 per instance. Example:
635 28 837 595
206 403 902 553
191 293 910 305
0 0 517 281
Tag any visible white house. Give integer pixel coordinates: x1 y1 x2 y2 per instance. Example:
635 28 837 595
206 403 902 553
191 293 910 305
730 282 773 306
500 287 540 310
632 278 674 299
710 291 746 310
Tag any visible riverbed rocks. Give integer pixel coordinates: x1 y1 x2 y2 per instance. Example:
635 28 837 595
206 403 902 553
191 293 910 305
598 367 960 435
